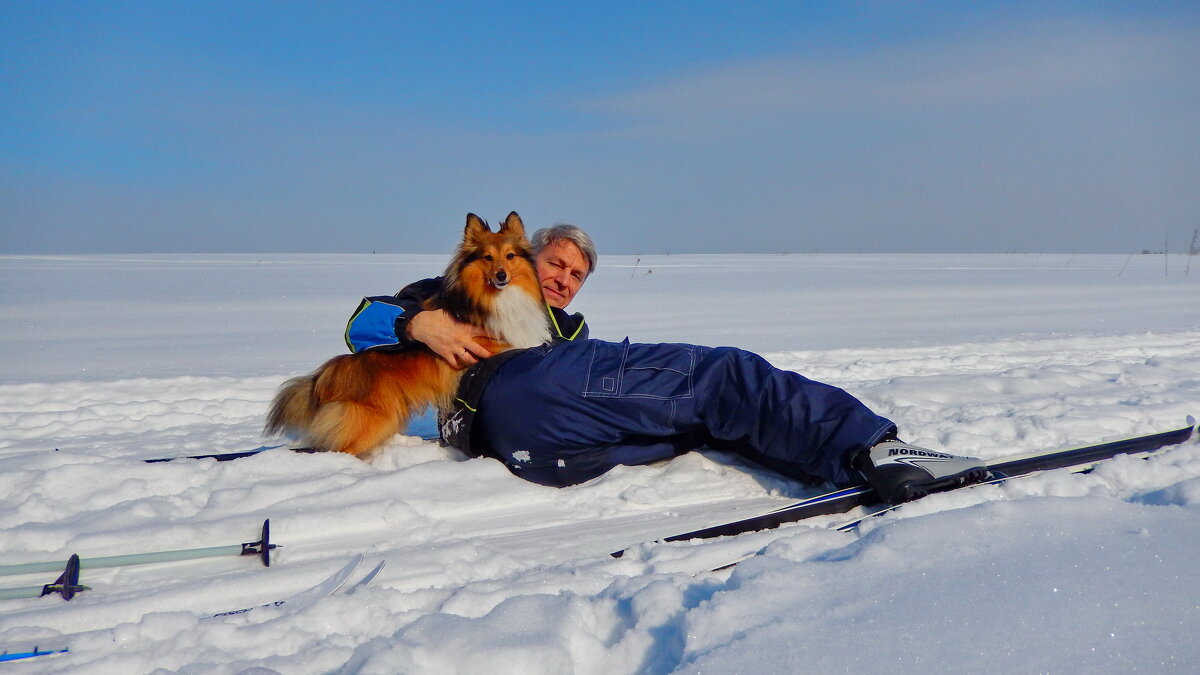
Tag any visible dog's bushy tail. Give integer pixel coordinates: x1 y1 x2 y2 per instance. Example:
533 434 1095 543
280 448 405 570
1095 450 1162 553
264 374 318 439
264 352 437 455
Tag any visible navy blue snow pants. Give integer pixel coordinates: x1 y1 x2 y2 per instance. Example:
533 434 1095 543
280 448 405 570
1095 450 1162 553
474 339 896 487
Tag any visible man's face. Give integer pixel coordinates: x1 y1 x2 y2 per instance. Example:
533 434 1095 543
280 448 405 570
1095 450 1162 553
535 239 589 309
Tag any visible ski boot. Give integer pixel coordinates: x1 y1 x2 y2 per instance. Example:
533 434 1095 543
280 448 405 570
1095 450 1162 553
854 438 989 504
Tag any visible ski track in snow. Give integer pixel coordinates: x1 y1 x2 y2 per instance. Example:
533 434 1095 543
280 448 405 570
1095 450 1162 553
1 254 1198 673
771 331 1200 454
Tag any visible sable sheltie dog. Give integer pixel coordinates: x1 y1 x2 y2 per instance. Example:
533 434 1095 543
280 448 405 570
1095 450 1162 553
264 212 551 456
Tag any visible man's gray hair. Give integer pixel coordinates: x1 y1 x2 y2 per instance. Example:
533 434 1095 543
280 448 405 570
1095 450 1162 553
530 223 598 277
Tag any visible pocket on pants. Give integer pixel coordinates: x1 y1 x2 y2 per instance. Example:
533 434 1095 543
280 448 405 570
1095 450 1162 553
583 339 697 400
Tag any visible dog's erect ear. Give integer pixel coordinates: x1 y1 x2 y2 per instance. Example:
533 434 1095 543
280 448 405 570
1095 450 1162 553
499 211 525 237
464 213 491 239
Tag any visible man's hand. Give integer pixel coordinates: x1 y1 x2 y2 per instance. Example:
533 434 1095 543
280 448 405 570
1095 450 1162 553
407 309 494 368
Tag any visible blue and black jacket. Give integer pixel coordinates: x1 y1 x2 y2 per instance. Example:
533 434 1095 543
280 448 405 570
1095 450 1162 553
343 277 588 454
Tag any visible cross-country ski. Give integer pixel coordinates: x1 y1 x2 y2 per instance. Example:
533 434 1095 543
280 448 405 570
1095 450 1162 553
615 420 1195 552
204 554 382 619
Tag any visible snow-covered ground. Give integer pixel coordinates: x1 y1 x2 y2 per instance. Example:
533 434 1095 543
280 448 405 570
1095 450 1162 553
1 252 1198 673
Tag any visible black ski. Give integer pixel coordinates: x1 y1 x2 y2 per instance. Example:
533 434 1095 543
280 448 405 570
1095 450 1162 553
141 435 432 463
143 445 317 463
615 419 1195 554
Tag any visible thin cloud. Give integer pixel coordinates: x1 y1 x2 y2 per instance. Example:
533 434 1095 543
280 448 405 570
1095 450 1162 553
583 18 1199 139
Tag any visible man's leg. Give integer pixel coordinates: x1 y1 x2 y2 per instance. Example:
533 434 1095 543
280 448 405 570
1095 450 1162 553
476 340 894 486
685 345 896 485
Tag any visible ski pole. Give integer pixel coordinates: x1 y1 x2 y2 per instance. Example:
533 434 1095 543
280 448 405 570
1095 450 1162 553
0 554 88 601
0 519 278 578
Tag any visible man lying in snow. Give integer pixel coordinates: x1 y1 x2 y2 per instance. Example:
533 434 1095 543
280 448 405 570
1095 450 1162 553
344 223 986 504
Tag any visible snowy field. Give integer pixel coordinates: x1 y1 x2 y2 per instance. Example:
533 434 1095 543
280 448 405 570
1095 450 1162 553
1 252 1198 673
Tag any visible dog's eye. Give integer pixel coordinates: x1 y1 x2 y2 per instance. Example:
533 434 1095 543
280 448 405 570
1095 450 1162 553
506 253 515 260
484 255 494 261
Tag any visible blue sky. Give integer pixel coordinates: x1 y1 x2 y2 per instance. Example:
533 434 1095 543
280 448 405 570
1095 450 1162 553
2 1 1197 254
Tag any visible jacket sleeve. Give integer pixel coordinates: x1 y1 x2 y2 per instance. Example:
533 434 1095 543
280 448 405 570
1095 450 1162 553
344 277 442 353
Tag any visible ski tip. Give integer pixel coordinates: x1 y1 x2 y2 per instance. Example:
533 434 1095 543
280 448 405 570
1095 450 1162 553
327 554 366 592
354 560 387 589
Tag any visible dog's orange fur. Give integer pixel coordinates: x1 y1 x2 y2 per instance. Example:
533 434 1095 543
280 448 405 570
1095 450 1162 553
264 212 547 456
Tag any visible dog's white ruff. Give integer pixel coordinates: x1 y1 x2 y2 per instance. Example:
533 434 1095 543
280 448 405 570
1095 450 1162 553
487 286 552 348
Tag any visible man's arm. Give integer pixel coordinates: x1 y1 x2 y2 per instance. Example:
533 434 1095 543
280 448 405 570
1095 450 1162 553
344 277 493 367
407 309 493 366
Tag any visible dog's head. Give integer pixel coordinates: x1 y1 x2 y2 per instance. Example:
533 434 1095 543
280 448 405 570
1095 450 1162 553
439 211 552 345
459 212 536 290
